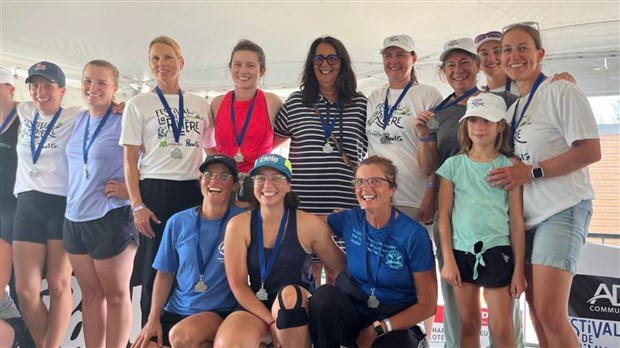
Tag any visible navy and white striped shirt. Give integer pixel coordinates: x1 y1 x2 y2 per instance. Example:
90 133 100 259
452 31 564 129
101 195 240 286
275 91 368 214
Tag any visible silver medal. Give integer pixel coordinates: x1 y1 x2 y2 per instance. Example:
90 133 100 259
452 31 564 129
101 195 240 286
256 285 268 301
367 294 380 308
30 167 40 177
83 166 89 180
194 279 207 293
379 134 389 144
322 142 333 154
234 151 244 162
426 117 439 130
170 147 183 159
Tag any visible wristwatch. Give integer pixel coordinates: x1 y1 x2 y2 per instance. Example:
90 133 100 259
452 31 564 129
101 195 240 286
373 320 385 336
531 166 544 180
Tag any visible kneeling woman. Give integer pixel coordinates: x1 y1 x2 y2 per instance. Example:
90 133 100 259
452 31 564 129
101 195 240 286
310 155 437 348
215 154 346 348
133 155 243 348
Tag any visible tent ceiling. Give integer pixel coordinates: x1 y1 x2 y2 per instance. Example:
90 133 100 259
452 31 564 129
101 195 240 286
1 1 619 105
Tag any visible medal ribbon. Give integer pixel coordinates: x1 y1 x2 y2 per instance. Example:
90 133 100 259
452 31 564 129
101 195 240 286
382 80 413 130
361 208 396 295
432 86 479 114
230 91 257 149
155 86 184 143
257 208 289 286
30 107 63 166
195 207 231 280
0 107 17 134
510 73 546 144
83 105 113 168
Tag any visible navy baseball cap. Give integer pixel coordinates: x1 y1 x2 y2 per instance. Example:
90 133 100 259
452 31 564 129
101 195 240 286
25 61 66 87
199 154 239 181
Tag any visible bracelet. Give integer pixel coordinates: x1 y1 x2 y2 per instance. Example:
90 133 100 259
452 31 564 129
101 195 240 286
418 136 433 142
426 182 438 190
383 318 393 333
131 204 146 213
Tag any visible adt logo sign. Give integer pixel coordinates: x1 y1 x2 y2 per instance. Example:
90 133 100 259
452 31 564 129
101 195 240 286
588 283 620 306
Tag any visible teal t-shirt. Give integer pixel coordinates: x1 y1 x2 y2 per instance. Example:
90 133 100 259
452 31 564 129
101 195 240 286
437 153 513 253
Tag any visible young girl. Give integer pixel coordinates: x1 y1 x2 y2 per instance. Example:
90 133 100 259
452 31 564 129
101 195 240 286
436 92 525 348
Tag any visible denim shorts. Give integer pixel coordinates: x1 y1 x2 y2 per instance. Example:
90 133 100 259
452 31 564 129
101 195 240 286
526 200 592 274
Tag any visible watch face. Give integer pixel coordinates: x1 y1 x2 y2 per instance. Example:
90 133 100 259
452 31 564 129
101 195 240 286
373 321 385 336
533 167 543 179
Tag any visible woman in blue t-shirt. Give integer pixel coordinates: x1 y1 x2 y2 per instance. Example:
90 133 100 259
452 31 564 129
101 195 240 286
309 155 437 348
133 154 244 348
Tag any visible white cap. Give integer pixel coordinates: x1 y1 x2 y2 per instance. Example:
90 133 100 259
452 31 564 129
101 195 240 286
459 93 507 123
439 38 478 62
0 66 15 86
382 34 415 53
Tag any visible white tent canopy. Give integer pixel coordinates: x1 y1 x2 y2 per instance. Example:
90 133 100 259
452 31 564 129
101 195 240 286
2 1 619 105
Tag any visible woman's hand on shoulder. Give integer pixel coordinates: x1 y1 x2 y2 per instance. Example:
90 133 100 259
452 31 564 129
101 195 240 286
486 158 532 191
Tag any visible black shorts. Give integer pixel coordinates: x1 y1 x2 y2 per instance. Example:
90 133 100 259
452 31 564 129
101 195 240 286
151 309 232 346
64 206 139 259
454 245 514 288
0 198 17 243
3 316 27 348
13 191 66 243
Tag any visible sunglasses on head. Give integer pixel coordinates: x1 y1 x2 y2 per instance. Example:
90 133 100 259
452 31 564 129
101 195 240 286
502 21 540 33
311 54 340 66
474 31 502 45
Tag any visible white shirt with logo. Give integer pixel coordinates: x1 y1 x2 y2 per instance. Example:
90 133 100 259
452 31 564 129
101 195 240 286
15 102 83 196
509 79 599 229
366 84 442 208
120 91 216 181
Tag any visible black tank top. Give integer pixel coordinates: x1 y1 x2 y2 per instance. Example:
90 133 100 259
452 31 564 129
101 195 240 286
0 113 20 202
247 208 314 308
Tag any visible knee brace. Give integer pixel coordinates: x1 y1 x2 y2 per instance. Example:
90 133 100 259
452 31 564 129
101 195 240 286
276 285 308 329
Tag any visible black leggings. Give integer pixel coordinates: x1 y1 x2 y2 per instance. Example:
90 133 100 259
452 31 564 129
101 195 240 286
309 285 424 348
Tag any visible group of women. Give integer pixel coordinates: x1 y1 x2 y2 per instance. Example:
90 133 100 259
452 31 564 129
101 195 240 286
0 21 600 348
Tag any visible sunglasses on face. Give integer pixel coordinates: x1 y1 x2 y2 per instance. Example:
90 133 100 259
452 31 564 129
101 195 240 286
311 54 341 66
252 173 288 184
502 21 540 33
202 171 233 181
474 31 502 45
352 177 391 188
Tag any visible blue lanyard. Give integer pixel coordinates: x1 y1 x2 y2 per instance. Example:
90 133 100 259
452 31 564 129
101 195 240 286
155 86 184 143
316 98 337 140
510 73 546 144
0 107 17 134
257 208 289 285
195 207 231 279
83 105 113 167
230 91 257 148
30 107 63 166
432 86 479 114
361 208 396 292
382 80 413 130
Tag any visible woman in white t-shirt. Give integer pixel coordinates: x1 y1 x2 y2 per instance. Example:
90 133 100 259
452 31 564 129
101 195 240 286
120 35 217 327
12 61 82 348
488 23 600 347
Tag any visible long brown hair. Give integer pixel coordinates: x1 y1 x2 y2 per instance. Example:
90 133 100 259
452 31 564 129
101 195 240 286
458 118 513 157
